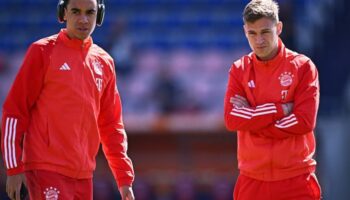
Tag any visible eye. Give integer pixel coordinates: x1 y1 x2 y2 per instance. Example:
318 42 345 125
248 32 256 36
71 9 80 14
87 10 96 15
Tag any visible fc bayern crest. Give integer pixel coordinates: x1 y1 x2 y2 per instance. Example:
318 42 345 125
278 72 294 87
43 187 60 200
93 60 103 76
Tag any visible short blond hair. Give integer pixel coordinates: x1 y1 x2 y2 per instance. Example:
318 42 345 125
243 0 279 23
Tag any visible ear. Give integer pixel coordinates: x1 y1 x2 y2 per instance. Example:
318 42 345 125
276 21 283 36
63 8 67 21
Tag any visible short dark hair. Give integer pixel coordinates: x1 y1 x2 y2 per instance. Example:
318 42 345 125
243 0 279 24
62 0 100 8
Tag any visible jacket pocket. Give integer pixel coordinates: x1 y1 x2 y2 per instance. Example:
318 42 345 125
307 173 321 199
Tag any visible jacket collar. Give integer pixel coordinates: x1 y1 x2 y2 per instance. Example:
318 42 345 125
252 38 285 69
58 29 93 50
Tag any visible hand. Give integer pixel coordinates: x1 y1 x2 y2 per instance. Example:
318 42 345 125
119 186 135 200
230 94 250 108
282 102 294 116
6 174 26 200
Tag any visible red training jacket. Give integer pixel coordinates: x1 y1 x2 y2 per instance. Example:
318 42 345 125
1 29 134 187
224 39 320 181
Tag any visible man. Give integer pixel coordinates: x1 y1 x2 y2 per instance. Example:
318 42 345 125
224 0 321 199
1 0 135 199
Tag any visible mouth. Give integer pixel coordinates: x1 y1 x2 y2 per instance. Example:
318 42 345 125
77 27 89 32
256 46 266 49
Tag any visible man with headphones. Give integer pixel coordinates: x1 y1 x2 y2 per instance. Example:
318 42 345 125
1 0 135 199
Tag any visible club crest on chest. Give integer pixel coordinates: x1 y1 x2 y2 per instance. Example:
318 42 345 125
43 187 60 200
278 72 294 87
92 60 103 76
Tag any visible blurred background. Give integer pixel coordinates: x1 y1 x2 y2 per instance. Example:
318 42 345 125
0 0 349 199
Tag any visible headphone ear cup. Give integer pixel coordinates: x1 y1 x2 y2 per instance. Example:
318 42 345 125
57 0 65 23
96 3 105 26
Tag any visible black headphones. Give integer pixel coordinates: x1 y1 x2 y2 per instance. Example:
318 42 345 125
57 0 105 26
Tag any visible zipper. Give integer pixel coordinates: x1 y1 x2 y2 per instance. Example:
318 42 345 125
77 47 88 176
270 138 274 179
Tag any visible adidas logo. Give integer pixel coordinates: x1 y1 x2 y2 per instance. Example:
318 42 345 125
248 80 255 88
59 63 71 71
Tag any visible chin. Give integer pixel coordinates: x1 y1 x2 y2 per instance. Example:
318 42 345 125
76 34 90 40
254 51 265 57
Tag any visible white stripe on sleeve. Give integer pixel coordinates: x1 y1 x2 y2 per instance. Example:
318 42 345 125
4 117 18 169
230 103 277 119
4 118 10 169
275 114 298 129
7 118 14 168
12 119 18 167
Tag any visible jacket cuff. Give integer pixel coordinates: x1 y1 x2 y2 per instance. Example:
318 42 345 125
6 165 24 176
274 103 285 121
117 177 134 188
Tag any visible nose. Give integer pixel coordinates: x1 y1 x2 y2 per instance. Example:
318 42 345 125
78 14 89 23
255 34 264 44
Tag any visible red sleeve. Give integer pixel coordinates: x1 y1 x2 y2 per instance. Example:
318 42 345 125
224 63 284 132
98 62 134 188
1 43 46 175
256 60 320 139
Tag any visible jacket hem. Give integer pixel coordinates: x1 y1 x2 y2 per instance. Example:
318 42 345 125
240 165 316 182
24 163 93 179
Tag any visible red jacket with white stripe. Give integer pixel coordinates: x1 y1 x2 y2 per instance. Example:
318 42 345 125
1 29 134 187
224 40 320 181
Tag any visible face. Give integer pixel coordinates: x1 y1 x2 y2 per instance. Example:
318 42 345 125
64 0 97 40
244 17 282 61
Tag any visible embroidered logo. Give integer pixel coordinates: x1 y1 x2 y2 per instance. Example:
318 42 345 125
93 60 103 76
59 63 71 71
248 80 255 88
278 72 294 87
281 90 288 100
43 187 60 200
96 78 103 92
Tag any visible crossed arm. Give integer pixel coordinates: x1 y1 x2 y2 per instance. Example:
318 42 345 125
224 61 319 139
230 94 293 116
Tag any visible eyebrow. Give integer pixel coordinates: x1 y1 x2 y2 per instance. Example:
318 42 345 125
87 8 96 13
261 28 272 32
247 28 272 33
69 7 96 12
70 8 80 12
